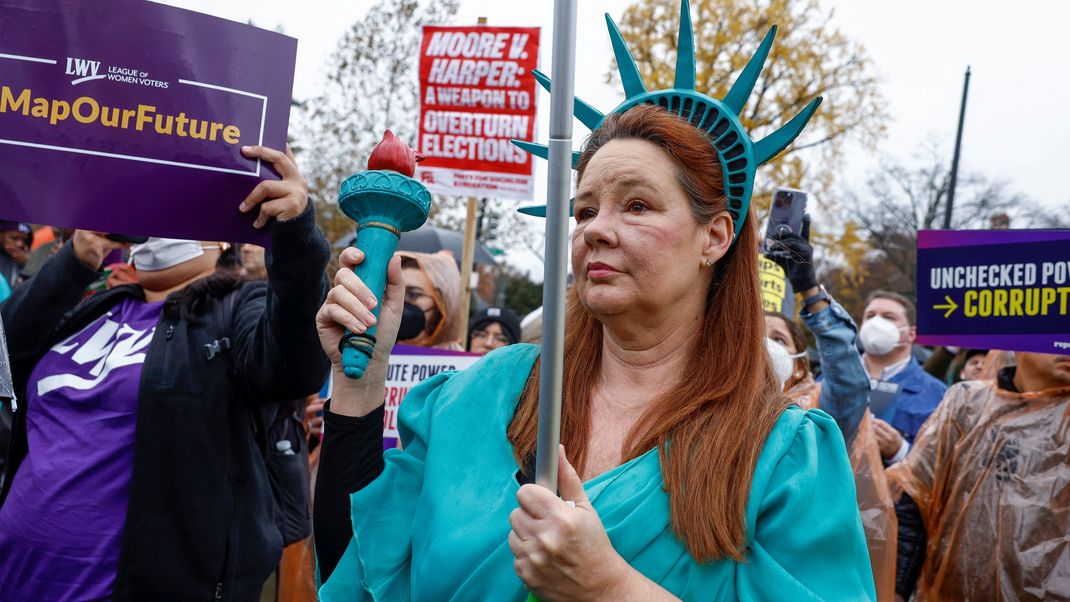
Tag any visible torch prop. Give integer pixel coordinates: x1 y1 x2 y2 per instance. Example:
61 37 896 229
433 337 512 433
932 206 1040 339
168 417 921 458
336 133 431 379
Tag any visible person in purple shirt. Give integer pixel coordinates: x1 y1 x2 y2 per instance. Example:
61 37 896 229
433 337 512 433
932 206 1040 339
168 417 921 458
0 145 330 601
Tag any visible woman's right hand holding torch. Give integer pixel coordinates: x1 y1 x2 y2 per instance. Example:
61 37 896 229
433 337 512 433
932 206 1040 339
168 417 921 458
316 244 406 417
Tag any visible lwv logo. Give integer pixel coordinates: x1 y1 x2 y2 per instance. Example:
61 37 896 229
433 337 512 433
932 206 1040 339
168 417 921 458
36 315 155 397
65 56 105 85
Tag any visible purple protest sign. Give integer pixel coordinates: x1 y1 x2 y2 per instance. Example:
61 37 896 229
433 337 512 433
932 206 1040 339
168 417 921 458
0 0 297 244
916 229 1070 355
381 344 481 449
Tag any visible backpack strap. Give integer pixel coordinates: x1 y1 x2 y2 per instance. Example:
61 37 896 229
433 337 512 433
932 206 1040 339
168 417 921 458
205 291 237 361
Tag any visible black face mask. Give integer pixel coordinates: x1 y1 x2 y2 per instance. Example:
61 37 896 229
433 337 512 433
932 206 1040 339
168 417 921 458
397 302 427 341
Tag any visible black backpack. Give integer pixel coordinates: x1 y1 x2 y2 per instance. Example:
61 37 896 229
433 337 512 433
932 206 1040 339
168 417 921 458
211 291 312 547
261 401 313 546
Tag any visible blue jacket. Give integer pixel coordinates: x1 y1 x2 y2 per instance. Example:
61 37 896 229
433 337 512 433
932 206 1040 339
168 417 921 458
801 297 869 448
876 359 947 442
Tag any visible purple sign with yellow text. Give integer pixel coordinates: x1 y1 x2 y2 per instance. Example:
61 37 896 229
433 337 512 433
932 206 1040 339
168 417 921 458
0 0 297 244
916 229 1070 354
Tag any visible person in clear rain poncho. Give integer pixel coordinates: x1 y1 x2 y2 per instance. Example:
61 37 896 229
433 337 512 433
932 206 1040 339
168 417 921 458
887 350 1070 601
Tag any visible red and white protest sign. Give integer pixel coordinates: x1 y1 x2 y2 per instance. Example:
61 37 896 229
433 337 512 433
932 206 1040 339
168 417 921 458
416 26 540 200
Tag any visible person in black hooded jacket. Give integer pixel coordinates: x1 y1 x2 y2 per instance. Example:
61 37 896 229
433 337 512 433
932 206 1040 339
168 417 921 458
0 145 330 601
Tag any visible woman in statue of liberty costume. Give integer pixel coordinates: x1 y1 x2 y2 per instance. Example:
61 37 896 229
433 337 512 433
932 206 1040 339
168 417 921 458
313 3 876 599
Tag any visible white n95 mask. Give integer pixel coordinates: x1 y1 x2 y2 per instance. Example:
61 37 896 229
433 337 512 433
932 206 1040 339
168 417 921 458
859 316 907 356
765 338 805 391
130 238 206 272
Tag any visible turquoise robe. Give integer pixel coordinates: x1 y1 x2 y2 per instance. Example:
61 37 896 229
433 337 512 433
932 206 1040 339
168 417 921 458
321 344 875 601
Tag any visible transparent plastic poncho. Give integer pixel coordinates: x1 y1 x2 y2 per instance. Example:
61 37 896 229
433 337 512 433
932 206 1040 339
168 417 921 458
788 381 897 602
886 378 1070 600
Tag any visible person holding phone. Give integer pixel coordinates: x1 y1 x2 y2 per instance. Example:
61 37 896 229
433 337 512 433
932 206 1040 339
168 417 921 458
764 218 897 600
764 188 807 245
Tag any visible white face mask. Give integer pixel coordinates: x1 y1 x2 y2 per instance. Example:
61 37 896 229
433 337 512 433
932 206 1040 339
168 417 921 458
859 316 907 356
766 338 806 391
131 238 212 272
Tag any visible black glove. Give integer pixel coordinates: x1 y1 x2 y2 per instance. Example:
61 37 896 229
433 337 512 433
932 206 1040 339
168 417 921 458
763 215 818 293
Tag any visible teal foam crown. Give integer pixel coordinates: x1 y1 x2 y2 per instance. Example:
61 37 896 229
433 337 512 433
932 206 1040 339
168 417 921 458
512 0 822 239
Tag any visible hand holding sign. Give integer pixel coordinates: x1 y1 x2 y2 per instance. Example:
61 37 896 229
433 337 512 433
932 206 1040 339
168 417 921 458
239 145 308 229
0 1 298 244
72 230 125 271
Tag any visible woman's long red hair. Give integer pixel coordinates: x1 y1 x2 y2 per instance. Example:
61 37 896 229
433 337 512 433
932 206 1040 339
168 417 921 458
508 105 787 562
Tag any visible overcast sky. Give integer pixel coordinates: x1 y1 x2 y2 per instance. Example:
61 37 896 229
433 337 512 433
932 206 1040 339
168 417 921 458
163 0 1070 277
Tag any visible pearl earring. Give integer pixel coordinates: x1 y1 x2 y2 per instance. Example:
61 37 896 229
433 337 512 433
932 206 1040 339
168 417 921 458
705 258 714 268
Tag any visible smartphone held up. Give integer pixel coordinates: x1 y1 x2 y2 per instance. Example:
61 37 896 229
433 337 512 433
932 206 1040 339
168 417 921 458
765 188 807 239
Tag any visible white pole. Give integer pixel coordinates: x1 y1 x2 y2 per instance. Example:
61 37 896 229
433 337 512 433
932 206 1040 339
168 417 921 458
535 0 578 491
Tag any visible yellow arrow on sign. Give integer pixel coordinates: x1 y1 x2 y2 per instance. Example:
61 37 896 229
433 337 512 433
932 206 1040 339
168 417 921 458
934 295 959 318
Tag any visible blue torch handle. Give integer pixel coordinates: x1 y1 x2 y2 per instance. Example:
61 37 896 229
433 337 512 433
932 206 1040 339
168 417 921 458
339 224 399 379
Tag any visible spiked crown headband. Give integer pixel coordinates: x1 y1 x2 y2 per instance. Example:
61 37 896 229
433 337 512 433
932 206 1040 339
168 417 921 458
512 0 822 242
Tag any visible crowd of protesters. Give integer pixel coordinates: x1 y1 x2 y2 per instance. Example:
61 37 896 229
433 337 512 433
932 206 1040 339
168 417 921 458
1 144 1068 600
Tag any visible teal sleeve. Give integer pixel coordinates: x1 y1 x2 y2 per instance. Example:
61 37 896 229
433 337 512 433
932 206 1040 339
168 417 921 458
318 370 454 602
737 408 876 601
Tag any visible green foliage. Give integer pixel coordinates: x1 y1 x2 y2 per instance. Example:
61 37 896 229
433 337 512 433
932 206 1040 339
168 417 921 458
611 0 890 304
313 199 354 251
500 268 543 317
612 0 885 211
612 0 887 217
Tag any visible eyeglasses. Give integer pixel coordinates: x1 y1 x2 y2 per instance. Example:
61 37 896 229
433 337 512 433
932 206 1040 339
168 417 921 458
470 330 511 346
405 288 434 305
